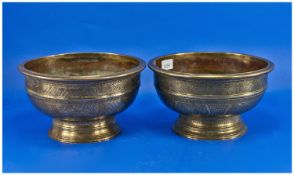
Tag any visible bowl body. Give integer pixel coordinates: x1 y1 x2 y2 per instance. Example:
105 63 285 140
20 52 145 143
25 74 140 120
149 52 273 140
154 73 267 116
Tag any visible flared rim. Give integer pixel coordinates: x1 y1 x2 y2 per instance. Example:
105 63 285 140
19 52 146 81
148 52 274 79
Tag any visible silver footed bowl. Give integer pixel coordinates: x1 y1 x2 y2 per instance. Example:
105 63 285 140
149 52 274 140
19 52 145 143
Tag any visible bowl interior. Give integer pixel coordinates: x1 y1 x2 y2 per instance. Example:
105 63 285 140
155 53 269 74
24 53 140 77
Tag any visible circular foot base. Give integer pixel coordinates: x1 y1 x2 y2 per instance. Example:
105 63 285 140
49 116 120 143
173 114 247 140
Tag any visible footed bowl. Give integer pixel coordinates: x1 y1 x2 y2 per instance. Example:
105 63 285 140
19 52 145 143
149 52 273 140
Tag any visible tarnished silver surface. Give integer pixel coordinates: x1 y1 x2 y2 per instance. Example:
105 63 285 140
19 52 145 143
149 52 274 140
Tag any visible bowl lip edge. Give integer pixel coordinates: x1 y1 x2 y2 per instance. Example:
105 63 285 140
148 51 274 79
18 52 146 81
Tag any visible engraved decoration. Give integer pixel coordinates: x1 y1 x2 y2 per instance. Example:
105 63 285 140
149 52 274 140
19 52 145 143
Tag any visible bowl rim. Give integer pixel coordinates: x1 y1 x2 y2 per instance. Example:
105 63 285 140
148 52 274 79
19 52 146 81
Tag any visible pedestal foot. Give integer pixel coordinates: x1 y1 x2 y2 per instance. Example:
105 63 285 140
173 114 247 140
49 116 120 143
